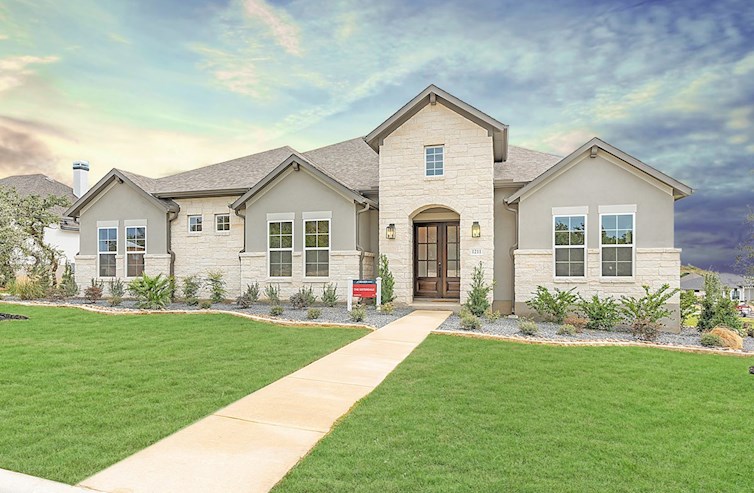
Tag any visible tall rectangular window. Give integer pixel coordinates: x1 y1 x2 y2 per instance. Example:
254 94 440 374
269 221 293 277
98 227 117 277
126 226 146 277
425 145 444 176
188 215 202 233
304 220 330 277
215 214 230 232
554 215 586 277
601 214 634 277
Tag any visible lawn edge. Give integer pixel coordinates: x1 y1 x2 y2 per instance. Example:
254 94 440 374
434 329 754 357
0 300 375 331
0 466 91 493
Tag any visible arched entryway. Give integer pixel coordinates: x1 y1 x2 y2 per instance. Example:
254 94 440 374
412 206 461 299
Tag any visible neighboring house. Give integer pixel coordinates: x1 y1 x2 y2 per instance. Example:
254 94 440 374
65 85 692 329
0 162 89 273
681 272 754 303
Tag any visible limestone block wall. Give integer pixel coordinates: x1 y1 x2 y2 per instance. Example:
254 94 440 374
378 103 495 304
171 197 244 298
514 248 682 331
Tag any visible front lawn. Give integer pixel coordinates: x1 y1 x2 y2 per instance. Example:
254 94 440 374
275 335 754 492
0 303 367 484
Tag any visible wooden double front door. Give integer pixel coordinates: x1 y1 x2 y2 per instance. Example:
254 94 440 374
414 222 461 299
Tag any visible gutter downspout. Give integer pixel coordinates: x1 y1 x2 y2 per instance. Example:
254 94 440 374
167 210 179 277
235 206 246 295
356 202 371 279
504 201 518 313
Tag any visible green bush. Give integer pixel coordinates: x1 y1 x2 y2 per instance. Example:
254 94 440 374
128 274 172 310
379 302 395 315
206 271 226 304
378 254 396 303
290 285 316 309
519 319 539 336
270 304 284 316
697 273 743 333
264 284 280 305
237 282 260 308
84 279 104 303
199 300 212 310
167 275 177 303
459 307 481 330
578 294 621 331
713 295 744 335
557 324 577 336
307 308 321 320
182 275 201 306
745 322 754 338
620 284 679 336
350 305 366 322
526 286 577 323
59 263 79 298
10 278 47 300
680 289 697 326
108 278 125 307
465 262 493 317
484 307 501 322
321 283 339 307
700 333 725 347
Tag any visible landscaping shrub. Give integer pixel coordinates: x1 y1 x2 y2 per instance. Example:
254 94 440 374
526 286 577 323
700 333 725 347
578 294 621 331
270 304 284 316
519 319 539 336
236 282 260 308
350 305 366 322
84 279 104 303
745 322 754 338
182 275 201 306
290 285 317 309
620 284 678 339
167 275 177 303
59 263 79 298
128 273 172 310
459 307 481 330
199 300 212 310
680 289 697 327
563 315 587 332
378 254 396 303
698 273 743 334
557 323 577 336
10 278 47 300
264 284 280 305
108 278 125 307
709 326 743 349
307 308 321 320
321 283 339 307
465 262 493 317
484 307 501 322
379 302 395 315
206 271 226 304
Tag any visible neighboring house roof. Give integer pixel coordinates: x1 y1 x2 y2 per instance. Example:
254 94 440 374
681 272 753 291
506 137 693 203
0 174 79 229
365 84 509 162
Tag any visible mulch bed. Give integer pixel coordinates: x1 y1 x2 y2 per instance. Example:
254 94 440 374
0 313 29 321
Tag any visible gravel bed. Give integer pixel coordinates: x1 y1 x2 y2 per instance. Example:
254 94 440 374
436 314 754 352
0 296 410 329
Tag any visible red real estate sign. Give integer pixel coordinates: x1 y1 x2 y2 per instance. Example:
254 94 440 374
352 280 377 298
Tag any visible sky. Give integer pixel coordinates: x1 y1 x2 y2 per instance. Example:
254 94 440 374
0 0 752 272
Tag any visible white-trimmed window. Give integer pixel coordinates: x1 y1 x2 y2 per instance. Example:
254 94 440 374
98 227 117 277
425 145 444 176
554 215 586 277
304 219 330 277
188 215 202 233
600 213 634 277
215 214 230 232
268 221 293 277
126 226 146 277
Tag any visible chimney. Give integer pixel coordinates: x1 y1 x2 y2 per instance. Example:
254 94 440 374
73 160 89 198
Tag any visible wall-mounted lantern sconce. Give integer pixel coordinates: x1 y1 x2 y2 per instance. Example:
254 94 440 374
386 223 396 239
471 221 481 238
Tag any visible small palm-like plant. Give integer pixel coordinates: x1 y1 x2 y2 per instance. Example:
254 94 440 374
128 273 172 310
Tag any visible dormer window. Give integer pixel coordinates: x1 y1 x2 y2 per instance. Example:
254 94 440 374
425 145 444 177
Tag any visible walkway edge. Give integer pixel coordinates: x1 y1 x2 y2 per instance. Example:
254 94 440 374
0 468 97 493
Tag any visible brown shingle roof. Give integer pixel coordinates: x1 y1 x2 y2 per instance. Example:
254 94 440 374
495 146 562 182
0 174 77 217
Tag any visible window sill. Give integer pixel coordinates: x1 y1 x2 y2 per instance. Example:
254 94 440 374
187 232 203 237
553 277 588 283
214 231 231 236
266 278 294 283
599 277 635 283
303 277 331 282
424 175 445 181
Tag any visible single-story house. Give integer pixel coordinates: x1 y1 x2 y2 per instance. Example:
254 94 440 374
0 162 89 273
681 272 754 303
65 85 692 328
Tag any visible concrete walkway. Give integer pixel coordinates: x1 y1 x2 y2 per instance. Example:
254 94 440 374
78 310 450 493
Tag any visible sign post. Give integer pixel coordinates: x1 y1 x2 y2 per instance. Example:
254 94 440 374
348 278 380 311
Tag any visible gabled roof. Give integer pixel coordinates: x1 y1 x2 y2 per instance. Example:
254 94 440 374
229 152 376 210
506 137 693 203
681 272 753 291
0 173 77 217
65 168 179 218
365 84 509 162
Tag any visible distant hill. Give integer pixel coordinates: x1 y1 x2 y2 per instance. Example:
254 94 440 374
680 265 710 277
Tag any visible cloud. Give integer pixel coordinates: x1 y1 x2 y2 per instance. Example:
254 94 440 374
242 0 301 56
0 123 57 177
0 55 59 92
0 34 8 41
107 32 131 45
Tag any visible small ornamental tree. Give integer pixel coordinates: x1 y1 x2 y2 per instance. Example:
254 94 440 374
378 254 396 304
465 262 493 317
679 289 697 327
698 273 743 334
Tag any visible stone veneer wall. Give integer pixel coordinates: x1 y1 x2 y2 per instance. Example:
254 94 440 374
171 197 244 298
74 253 172 295
514 248 682 331
378 103 495 305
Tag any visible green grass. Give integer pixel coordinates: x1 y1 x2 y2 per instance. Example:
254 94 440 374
275 334 754 493
0 303 367 484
